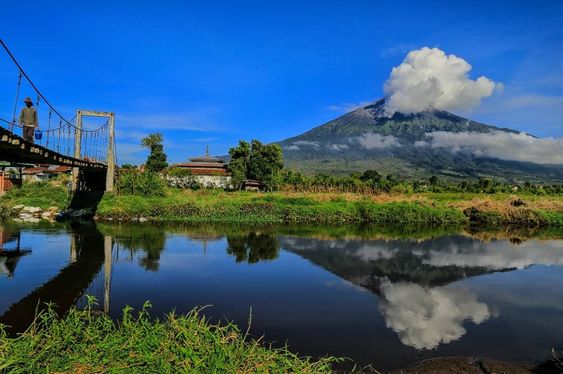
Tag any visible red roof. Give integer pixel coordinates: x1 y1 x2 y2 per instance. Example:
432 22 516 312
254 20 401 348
23 167 49 174
174 162 230 176
24 165 72 174
177 162 227 169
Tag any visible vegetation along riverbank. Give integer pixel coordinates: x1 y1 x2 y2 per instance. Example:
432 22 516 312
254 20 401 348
3 181 563 227
0 300 337 373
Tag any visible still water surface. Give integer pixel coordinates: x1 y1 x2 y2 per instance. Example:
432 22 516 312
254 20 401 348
1 221 563 370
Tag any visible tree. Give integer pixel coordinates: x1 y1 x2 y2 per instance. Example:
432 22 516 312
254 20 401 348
228 140 251 188
228 139 283 190
429 175 439 186
360 169 382 182
141 133 168 172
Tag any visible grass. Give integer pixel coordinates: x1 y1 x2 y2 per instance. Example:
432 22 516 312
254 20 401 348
3 182 563 227
96 188 563 226
0 299 338 373
0 182 68 212
95 189 468 224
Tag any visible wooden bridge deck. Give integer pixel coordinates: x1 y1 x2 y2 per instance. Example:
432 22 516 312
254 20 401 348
0 127 106 169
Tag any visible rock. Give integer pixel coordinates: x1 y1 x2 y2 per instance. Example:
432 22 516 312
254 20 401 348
41 211 55 220
139 217 148 223
19 213 40 223
12 204 24 210
21 206 42 214
48 206 60 214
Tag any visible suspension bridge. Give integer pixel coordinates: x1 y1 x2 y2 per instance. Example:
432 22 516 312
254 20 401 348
0 40 116 192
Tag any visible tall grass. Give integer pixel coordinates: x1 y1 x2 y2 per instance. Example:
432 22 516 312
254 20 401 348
96 189 469 224
0 299 338 373
0 182 68 211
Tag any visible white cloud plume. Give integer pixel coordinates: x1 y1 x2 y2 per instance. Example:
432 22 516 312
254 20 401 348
327 143 349 151
422 130 563 164
327 101 374 113
384 47 499 115
283 140 320 151
378 280 491 350
356 133 400 150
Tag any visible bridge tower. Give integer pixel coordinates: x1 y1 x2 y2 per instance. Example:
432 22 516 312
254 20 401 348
73 110 115 192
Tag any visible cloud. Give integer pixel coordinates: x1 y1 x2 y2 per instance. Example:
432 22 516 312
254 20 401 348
500 94 563 110
327 101 374 113
283 140 320 151
118 112 222 132
384 47 499 115
192 137 220 142
378 280 491 350
381 43 417 58
356 133 400 150
115 142 146 165
421 130 563 164
327 143 349 151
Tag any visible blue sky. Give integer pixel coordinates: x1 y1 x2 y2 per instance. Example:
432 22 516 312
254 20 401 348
1 0 562 165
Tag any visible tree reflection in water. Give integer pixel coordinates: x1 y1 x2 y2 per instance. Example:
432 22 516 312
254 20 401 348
103 225 167 271
101 224 280 268
226 232 279 264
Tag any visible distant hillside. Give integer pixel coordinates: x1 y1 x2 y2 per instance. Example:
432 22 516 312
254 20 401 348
278 99 563 182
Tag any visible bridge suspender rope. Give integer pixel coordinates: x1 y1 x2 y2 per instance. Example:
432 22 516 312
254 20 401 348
10 70 22 132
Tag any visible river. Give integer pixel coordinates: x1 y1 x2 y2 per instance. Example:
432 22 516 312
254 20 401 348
1 220 563 371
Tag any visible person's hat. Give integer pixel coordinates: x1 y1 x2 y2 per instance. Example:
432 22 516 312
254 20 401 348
23 97 33 103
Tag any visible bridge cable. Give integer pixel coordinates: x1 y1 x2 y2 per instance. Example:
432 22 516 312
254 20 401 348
10 70 22 132
46 110 52 147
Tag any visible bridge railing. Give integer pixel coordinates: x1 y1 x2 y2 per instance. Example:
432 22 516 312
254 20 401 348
0 40 109 165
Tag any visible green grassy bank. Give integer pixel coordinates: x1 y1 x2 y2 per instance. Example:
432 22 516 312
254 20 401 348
0 182 68 212
95 189 563 226
3 183 563 227
96 189 466 224
0 300 337 373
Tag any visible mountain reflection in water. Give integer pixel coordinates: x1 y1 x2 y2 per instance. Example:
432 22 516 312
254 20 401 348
1 221 563 371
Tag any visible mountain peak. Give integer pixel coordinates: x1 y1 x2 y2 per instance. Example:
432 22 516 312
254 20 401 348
277 99 562 182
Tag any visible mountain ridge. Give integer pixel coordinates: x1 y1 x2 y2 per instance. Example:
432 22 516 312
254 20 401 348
277 99 563 182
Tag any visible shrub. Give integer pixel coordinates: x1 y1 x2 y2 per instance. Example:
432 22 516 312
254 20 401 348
117 170 166 197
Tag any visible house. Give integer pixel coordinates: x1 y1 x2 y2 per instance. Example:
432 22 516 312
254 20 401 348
243 179 265 192
22 165 72 182
171 147 232 189
0 162 21 192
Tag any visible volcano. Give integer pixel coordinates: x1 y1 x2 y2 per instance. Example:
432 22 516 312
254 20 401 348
278 100 563 182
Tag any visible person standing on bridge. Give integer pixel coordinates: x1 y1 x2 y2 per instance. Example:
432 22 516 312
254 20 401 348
18 97 38 143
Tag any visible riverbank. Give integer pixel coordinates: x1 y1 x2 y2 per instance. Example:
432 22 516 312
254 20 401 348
0 301 336 373
95 189 563 226
2 184 563 227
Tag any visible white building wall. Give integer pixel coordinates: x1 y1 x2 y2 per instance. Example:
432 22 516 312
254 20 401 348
167 175 232 189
